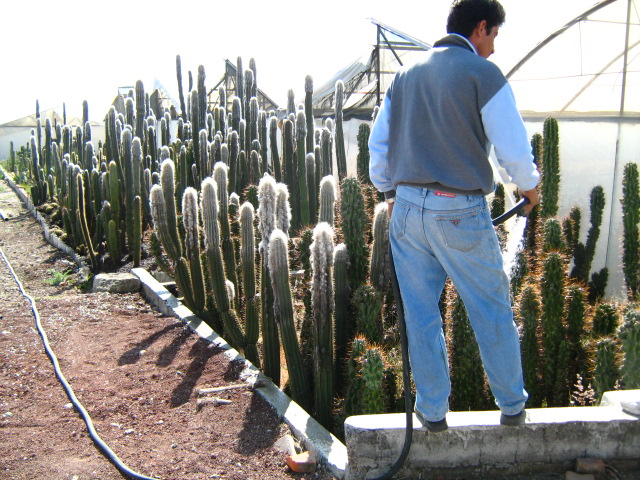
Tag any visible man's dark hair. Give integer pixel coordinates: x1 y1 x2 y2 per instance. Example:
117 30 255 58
446 0 506 38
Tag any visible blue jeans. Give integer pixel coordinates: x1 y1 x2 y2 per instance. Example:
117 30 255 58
390 185 528 421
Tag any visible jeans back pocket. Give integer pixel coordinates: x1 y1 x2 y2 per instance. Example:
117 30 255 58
435 209 482 252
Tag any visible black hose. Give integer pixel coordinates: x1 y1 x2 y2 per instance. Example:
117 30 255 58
374 196 531 479
0 245 158 480
370 245 413 480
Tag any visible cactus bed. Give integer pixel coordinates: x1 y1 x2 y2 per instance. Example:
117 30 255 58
0 192 334 480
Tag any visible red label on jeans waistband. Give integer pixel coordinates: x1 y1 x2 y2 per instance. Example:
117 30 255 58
434 191 456 198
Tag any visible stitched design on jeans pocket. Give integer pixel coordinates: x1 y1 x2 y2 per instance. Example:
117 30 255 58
391 201 410 239
436 209 481 252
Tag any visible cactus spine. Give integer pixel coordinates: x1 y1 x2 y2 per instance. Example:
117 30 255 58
311 222 335 428
269 229 311 410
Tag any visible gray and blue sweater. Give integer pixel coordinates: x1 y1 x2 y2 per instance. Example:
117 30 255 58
369 34 539 198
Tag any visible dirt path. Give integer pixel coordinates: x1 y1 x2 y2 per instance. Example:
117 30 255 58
0 181 333 480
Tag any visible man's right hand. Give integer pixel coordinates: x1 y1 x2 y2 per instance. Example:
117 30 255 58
519 188 540 216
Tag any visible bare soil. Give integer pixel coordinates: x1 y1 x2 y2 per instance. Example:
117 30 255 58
0 182 334 480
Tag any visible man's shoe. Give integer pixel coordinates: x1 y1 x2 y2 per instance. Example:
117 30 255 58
415 411 448 433
500 410 526 426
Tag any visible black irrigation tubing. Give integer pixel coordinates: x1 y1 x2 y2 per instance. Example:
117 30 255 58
0 244 158 480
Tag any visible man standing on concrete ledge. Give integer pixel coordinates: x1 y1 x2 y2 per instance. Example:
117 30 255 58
369 0 540 433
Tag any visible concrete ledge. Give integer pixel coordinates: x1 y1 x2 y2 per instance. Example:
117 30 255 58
344 406 640 479
131 268 348 479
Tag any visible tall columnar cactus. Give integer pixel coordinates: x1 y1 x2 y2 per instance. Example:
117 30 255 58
236 57 244 106
283 119 299 230
543 218 565 253
182 187 207 316
154 160 182 261
320 126 333 178
541 117 560 218
176 55 187 120
593 337 620 401
335 80 348 181
304 75 315 154
76 173 99 271
213 162 239 306
132 195 142 268
517 284 542 407
197 65 207 129
345 336 367 415
257 175 280 385
356 123 371 185
29 136 47 206
361 346 386 414
341 177 368 293
566 286 588 390
449 291 489 411
305 153 317 223
353 284 383 344
201 178 249 355
618 309 640 389
269 116 281 182
296 110 310 227
333 243 350 394
571 186 605 283
563 206 581 257
239 202 260 368
541 251 570 406
592 303 619 338
106 160 123 255
268 229 311 410
135 80 146 141
621 162 640 299
370 202 390 293
318 175 337 226
275 183 291 235
310 222 335 428
190 90 201 166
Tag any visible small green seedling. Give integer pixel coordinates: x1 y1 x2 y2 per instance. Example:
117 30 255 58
46 269 73 286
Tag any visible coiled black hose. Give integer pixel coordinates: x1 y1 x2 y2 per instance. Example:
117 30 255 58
0 245 158 480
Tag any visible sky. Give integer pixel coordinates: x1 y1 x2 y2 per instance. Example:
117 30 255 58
0 0 632 124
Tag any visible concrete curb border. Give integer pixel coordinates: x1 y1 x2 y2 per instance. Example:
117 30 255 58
131 268 348 479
